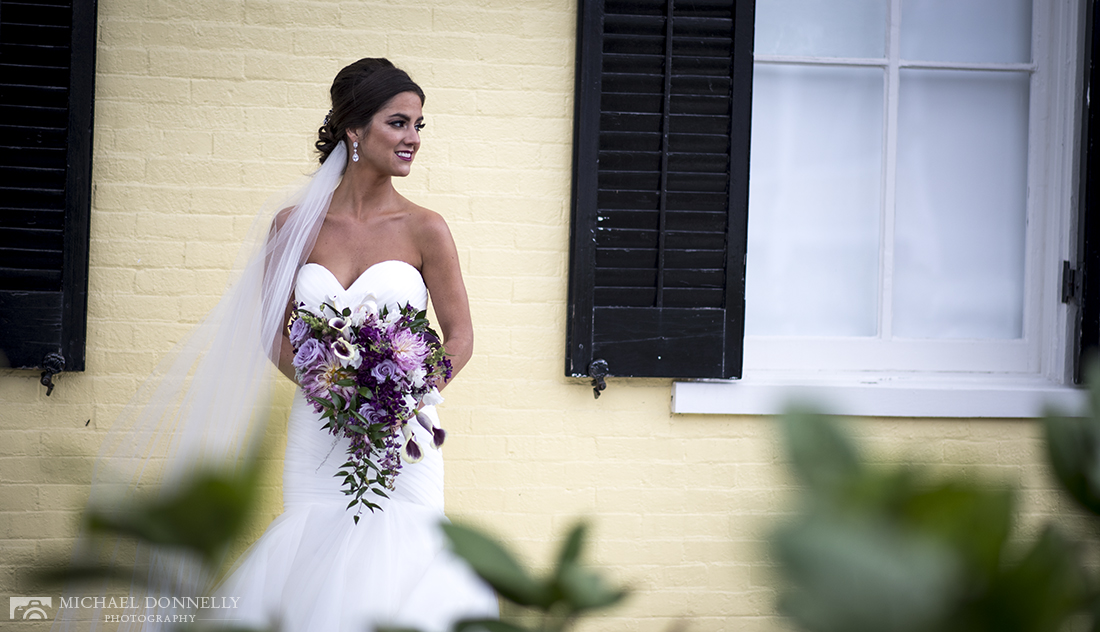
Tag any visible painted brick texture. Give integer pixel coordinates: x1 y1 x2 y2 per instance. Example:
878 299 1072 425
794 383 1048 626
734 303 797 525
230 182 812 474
0 1 1082 630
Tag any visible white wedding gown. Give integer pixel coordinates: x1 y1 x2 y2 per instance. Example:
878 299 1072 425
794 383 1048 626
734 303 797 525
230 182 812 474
213 260 498 631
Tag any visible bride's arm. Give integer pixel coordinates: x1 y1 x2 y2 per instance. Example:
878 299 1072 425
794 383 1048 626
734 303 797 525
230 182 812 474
268 207 300 384
417 211 473 387
277 298 298 383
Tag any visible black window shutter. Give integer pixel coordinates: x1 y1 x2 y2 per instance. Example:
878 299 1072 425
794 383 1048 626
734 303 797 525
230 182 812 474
1079 0 1100 383
0 0 95 373
567 0 754 380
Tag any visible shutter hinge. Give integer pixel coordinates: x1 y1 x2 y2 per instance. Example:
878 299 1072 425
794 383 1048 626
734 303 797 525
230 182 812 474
1063 261 1080 304
39 352 65 396
589 359 609 399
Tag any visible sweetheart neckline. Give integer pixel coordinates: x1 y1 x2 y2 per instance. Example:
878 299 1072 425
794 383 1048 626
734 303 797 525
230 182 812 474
300 260 423 292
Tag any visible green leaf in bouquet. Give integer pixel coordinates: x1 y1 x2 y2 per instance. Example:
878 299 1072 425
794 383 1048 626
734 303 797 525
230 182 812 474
441 522 553 608
358 386 373 399
779 409 862 498
335 378 357 387
332 391 346 410
372 488 389 498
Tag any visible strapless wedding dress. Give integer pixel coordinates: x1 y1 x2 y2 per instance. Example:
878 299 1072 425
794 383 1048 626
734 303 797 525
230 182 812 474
213 260 498 631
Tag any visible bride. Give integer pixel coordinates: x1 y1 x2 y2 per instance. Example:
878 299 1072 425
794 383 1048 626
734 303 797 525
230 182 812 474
212 58 499 631
56 59 497 632
219 57 499 631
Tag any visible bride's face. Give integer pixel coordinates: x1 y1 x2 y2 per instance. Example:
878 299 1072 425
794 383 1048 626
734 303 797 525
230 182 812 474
351 91 424 178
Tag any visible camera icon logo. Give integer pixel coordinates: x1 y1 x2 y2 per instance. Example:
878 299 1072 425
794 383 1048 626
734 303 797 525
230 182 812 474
9 597 53 620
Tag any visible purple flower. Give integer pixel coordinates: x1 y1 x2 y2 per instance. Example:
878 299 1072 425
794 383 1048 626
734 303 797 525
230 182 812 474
289 317 310 347
371 359 400 382
389 328 430 373
357 402 385 426
293 338 328 372
332 338 363 369
401 424 423 463
294 341 355 408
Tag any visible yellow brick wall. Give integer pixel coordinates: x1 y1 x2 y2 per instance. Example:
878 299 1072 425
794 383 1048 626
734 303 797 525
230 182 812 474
0 0 1079 630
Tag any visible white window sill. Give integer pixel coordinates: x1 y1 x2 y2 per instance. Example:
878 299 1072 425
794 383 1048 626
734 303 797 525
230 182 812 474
671 373 1088 418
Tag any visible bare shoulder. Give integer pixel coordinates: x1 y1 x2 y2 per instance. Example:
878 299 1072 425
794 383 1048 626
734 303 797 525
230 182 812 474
272 206 295 231
405 203 455 249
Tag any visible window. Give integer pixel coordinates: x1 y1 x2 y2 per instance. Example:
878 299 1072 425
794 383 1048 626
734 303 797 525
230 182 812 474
0 0 96 377
568 0 1089 415
747 0 1040 373
673 0 1088 416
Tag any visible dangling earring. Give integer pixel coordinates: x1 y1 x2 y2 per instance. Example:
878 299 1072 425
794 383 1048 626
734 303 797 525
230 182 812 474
352 141 359 163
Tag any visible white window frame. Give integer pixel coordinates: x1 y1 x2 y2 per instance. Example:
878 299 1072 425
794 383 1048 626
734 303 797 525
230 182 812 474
672 0 1089 417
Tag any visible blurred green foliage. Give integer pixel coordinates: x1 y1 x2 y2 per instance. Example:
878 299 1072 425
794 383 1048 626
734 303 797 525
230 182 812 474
87 460 261 569
53 457 261 585
436 521 627 632
59 450 624 632
771 364 1100 632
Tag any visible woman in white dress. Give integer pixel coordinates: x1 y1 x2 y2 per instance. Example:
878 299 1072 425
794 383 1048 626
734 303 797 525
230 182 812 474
55 59 497 632
213 58 499 632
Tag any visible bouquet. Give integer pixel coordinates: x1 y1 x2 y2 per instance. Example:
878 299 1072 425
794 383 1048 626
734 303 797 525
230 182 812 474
288 296 451 520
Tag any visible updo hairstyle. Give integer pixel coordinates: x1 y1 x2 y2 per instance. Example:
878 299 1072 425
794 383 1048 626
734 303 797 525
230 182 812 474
316 58 426 164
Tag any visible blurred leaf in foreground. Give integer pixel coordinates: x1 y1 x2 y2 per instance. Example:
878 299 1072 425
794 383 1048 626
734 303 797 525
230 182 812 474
443 520 626 632
1045 360 1100 517
87 459 260 568
772 410 1089 632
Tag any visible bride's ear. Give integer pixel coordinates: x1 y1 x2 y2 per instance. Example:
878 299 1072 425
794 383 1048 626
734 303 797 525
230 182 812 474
345 126 365 145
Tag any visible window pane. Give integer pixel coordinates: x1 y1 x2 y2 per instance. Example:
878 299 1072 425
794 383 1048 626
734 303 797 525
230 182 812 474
901 0 1032 63
755 0 886 58
893 70 1029 340
746 65 883 337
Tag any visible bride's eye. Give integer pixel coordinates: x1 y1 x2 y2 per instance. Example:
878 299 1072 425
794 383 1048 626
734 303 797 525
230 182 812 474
414 122 426 133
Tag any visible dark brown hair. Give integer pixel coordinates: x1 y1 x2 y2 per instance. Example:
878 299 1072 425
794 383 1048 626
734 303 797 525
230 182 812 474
316 58 426 164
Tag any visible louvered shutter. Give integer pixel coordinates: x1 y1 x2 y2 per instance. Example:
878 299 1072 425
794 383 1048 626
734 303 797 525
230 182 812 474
567 0 754 380
1077 0 1100 383
0 0 95 372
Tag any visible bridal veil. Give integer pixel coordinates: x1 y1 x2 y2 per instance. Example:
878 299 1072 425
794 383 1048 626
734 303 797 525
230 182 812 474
53 141 349 631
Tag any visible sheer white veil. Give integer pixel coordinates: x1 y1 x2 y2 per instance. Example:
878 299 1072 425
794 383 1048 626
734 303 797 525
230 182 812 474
53 142 348 631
